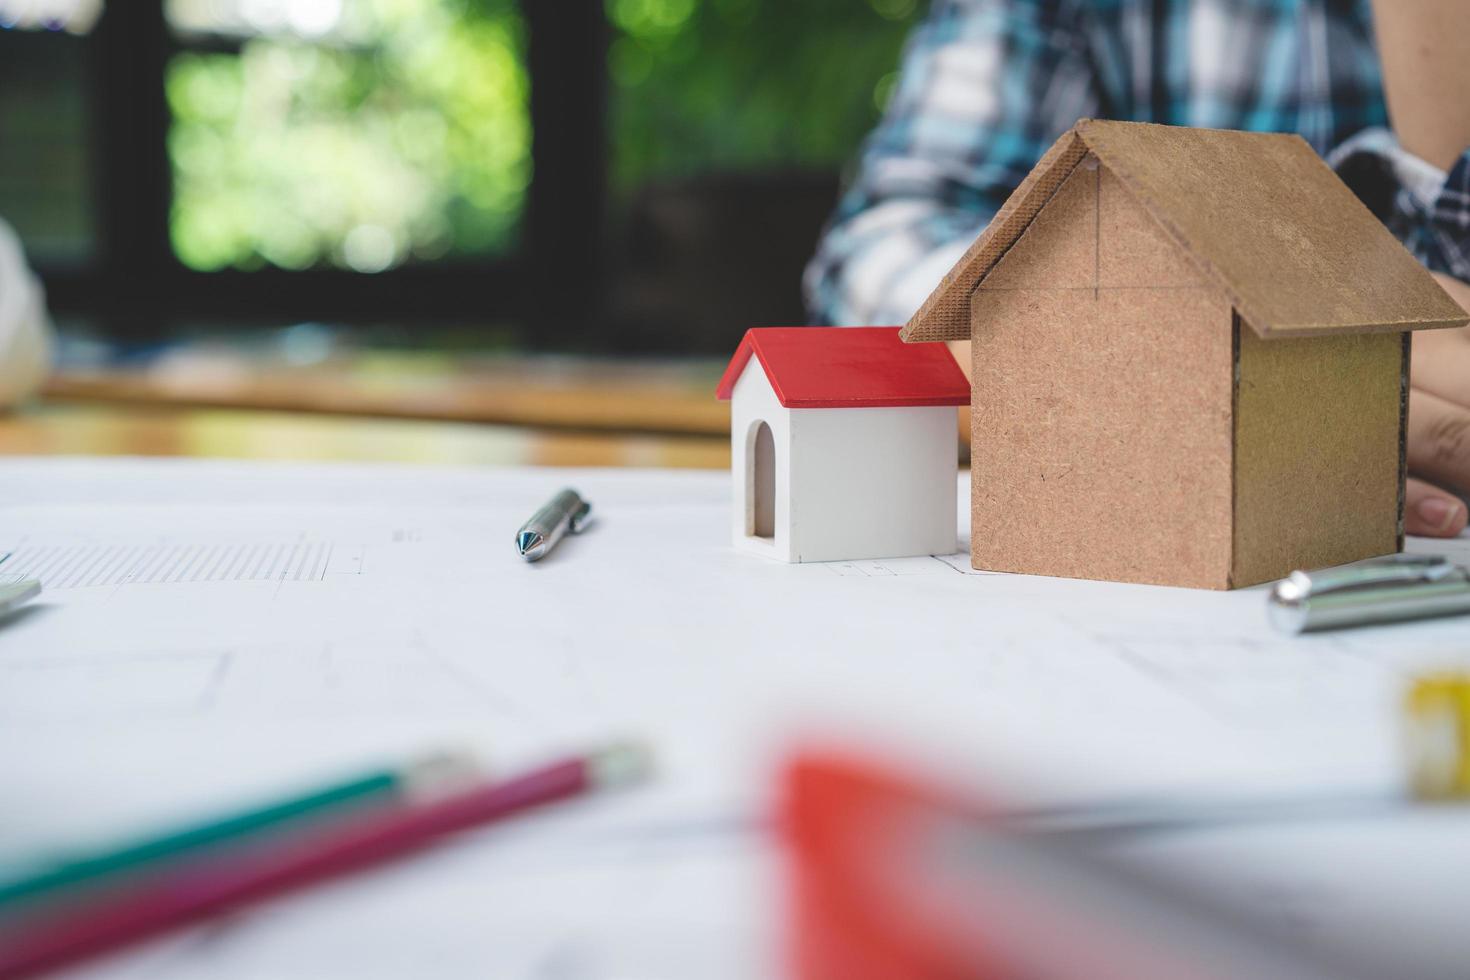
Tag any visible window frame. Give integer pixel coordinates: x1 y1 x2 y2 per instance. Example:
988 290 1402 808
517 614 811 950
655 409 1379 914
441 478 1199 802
34 0 607 345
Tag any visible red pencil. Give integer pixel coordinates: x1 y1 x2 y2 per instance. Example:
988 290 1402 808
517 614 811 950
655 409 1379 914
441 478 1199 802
0 744 648 980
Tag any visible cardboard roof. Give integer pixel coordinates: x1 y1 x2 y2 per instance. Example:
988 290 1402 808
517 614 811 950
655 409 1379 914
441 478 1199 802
715 327 969 408
901 119 1470 342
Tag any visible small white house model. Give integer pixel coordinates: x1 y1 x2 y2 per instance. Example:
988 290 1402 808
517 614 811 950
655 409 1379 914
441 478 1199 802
715 327 969 563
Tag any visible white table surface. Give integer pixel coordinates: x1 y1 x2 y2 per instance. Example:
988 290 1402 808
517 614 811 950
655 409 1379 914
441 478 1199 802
2 457 1468 979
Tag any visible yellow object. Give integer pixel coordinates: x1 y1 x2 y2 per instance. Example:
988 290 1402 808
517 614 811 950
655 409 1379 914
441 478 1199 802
1404 673 1470 800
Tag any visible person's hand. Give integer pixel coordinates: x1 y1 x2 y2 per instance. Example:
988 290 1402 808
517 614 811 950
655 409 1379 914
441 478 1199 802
1406 273 1470 537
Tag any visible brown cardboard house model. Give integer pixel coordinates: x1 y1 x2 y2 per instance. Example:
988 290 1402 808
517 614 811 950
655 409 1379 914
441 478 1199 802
902 119 1470 590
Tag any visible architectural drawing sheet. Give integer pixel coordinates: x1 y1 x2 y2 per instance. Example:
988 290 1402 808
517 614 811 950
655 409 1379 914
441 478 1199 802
1 458 1469 979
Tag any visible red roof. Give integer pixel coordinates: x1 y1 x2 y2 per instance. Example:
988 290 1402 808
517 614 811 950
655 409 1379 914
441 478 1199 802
715 327 970 409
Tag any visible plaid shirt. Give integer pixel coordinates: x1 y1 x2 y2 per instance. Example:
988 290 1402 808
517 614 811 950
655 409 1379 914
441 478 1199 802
805 0 1470 326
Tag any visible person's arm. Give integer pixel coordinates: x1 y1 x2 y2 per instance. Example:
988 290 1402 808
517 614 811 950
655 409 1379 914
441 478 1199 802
803 0 1099 327
1369 0 1470 172
1351 2 1470 537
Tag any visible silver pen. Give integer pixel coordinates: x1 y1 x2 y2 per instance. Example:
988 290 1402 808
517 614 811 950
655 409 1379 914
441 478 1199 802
515 488 592 562
0 576 41 618
1267 555 1470 634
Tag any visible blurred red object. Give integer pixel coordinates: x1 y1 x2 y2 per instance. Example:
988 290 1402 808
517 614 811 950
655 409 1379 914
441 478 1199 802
779 750 1363 980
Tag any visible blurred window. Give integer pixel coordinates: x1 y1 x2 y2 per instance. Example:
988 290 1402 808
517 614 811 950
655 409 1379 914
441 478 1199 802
164 0 529 273
0 0 920 349
0 5 98 264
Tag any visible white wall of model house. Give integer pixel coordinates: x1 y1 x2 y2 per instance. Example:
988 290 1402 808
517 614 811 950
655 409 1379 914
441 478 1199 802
728 359 960 564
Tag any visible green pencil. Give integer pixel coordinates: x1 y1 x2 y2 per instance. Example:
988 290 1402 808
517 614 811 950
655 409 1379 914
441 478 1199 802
0 752 473 910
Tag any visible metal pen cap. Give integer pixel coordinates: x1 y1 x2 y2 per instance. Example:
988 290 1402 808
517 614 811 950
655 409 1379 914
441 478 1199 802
0 578 41 618
1267 555 1470 634
515 488 592 562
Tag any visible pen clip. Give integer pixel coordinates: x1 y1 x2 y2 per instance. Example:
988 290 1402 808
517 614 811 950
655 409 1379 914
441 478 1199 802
1284 555 1462 599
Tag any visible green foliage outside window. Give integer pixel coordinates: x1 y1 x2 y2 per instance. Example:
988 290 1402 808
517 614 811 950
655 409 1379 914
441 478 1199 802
606 0 922 192
165 0 920 273
167 0 528 273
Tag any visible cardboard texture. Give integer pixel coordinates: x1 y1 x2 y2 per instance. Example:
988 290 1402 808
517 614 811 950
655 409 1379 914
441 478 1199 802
902 131 1089 343
970 290 1235 590
970 152 1233 588
901 120 1469 343
1231 324 1405 587
906 120 1469 590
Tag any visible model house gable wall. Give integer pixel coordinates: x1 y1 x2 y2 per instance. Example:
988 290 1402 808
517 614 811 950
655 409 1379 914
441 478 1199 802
728 359 793 562
967 154 1236 588
977 156 1208 300
969 289 1236 587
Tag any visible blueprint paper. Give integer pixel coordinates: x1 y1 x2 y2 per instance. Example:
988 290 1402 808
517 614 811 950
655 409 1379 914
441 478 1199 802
1 458 1469 978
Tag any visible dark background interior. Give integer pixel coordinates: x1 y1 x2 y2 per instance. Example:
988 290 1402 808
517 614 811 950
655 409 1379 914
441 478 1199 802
0 0 922 356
